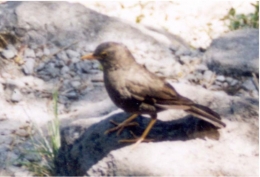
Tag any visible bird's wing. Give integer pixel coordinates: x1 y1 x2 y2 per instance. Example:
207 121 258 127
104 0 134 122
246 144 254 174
125 67 193 108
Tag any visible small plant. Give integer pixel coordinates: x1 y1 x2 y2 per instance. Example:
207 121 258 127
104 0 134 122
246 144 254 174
17 90 61 176
222 2 259 30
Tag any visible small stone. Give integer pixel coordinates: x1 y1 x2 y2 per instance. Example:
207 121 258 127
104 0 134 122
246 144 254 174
180 56 192 64
66 49 79 58
66 91 78 100
55 59 65 68
252 90 258 98
80 61 92 73
15 129 29 137
91 73 103 82
242 78 256 91
43 47 51 56
195 72 203 80
175 46 191 56
230 79 238 86
61 66 70 74
203 70 214 82
216 75 225 82
24 48 35 58
35 49 43 58
71 57 80 63
195 64 208 71
22 58 35 75
70 81 81 89
11 89 23 102
56 51 68 61
79 83 94 95
36 62 45 72
1 49 16 59
46 62 59 78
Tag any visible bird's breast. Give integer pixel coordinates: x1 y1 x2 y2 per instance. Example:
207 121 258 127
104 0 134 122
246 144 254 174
103 69 134 108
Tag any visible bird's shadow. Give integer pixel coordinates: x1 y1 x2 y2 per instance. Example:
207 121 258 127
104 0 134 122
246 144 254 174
55 112 220 176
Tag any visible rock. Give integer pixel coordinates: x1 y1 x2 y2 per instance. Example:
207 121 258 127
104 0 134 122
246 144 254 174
195 64 208 71
35 49 43 58
22 58 35 75
54 84 258 176
230 79 239 86
1 49 16 59
24 48 35 58
242 78 256 91
70 80 81 89
203 70 214 83
180 55 192 64
78 61 92 73
175 45 191 56
204 29 259 75
66 49 80 59
61 66 70 75
11 89 23 102
66 90 79 100
216 75 225 82
45 62 59 78
56 51 69 61
43 47 50 56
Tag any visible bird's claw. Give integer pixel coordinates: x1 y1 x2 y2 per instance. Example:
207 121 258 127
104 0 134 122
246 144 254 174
118 131 154 143
104 120 139 136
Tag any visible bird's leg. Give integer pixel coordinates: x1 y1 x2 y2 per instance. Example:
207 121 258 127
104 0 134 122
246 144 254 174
104 113 139 135
119 116 157 145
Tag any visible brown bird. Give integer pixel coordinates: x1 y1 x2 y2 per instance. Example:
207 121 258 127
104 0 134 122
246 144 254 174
81 42 225 144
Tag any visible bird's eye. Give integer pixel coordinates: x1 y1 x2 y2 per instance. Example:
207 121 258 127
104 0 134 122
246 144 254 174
101 52 107 57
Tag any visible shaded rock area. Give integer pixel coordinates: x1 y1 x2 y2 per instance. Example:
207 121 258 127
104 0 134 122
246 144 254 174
204 28 259 75
0 1 258 176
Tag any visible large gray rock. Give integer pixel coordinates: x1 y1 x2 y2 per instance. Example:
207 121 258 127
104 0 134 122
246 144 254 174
204 29 259 75
0 1 192 79
54 83 259 176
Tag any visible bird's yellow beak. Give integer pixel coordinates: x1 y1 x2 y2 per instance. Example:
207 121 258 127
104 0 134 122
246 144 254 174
81 53 96 60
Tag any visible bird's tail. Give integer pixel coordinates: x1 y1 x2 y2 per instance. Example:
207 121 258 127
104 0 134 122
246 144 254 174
185 104 226 128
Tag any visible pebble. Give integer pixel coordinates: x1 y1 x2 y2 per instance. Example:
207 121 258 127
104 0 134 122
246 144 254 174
24 48 35 58
203 70 214 83
195 64 208 71
230 79 238 86
66 90 79 100
61 66 70 75
216 75 225 82
78 61 92 73
43 47 51 56
1 49 16 59
242 78 256 91
35 49 43 58
11 88 23 102
22 58 35 75
66 49 80 58
70 80 81 89
180 55 192 65
175 46 191 56
56 51 69 61
45 62 59 78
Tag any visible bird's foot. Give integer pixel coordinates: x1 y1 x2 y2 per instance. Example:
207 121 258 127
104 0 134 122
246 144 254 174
104 120 139 136
118 131 154 143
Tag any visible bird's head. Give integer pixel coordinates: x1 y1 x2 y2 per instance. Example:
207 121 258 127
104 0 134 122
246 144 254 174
81 42 135 69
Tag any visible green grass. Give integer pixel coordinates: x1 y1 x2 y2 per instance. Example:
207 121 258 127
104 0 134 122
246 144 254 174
222 2 259 30
17 90 61 176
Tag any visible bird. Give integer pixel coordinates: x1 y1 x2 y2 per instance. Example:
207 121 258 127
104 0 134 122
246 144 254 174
81 42 226 144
